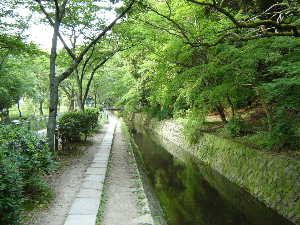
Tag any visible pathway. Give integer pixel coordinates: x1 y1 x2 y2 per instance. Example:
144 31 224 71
30 115 154 225
64 117 117 225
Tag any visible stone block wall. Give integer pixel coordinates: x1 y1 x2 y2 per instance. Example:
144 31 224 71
133 113 300 224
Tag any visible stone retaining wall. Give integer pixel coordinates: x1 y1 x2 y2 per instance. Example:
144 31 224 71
132 113 300 224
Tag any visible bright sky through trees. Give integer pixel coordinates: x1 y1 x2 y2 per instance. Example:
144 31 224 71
19 1 123 50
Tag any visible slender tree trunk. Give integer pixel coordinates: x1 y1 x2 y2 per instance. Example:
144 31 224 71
4 109 10 123
43 0 136 152
69 89 75 111
39 101 44 115
18 101 22 117
215 102 227 124
75 68 84 111
33 104 36 118
254 87 272 131
47 14 60 153
226 91 235 118
47 78 59 153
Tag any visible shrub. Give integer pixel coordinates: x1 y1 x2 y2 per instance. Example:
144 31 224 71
58 112 84 143
58 108 99 149
267 110 300 150
0 148 24 224
0 125 56 224
225 116 246 137
84 108 99 130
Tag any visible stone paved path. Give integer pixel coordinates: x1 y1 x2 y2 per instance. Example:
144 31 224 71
64 117 117 225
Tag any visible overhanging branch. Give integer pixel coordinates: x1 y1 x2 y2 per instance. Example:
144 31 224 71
187 0 300 37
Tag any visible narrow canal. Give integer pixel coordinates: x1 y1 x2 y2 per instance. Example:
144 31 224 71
129 123 296 225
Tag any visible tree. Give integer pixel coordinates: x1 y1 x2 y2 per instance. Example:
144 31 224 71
109 0 300 149
32 0 136 152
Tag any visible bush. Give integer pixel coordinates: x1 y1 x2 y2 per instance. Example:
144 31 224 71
84 108 99 130
267 110 300 150
225 116 246 137
0 149 24 224
0 125 56 224
58 108 99 148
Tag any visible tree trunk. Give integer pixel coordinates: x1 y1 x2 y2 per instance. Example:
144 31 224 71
43 0 136 152
75 68 84 111
254 87 272 132
47 12 60 153
18 101 22 117
47 78 59 153
39 101 44 115
215 102 228 124
69 89 75 111
4 109 10 123
226 91 235 118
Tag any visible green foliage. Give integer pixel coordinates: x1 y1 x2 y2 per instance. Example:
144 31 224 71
268 111 300 150
0 125 56 224
173 95 189 119
156 107 173 121
259 78 300 150
0 149 24 224
84 108 99 130
224 116 247 137
183 111 206 145
58 112 87 143
58 108 99 147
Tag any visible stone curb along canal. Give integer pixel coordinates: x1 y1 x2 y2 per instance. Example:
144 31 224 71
131 113 300 224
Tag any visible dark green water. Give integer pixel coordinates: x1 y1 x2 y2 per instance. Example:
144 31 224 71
129 124 295 225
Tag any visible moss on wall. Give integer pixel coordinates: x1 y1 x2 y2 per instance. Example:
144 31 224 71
133 113 300 224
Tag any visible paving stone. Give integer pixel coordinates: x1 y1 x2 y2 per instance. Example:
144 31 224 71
95 151 110 155
102 139 113 142
97 150 110 154
68 198 100 215
82 181 103 190
85 167 107 175
94 156 109 161
83 174 105 182
64 215 97 225
92 159 108 164
77 189 102 198
90 163 107 168
100 143 112 146
99 146 111 152
100 145 111 148
101 143 112 146
94 153 110 158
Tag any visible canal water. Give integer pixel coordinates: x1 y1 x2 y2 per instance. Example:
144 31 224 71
129 123 295 225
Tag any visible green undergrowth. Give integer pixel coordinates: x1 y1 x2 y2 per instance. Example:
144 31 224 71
0 125 58 224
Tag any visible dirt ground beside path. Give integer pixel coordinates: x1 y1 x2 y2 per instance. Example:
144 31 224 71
26 124 109 225
101 123 139 225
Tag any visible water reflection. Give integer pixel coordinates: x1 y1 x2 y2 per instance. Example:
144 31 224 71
129 123 295 225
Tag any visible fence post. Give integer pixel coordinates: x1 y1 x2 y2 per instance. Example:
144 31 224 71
35 118 37 130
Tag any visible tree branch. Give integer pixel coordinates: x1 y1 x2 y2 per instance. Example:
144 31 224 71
36 0 76 59
58 0 136 83
137 1 195 44
187 0 300 37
